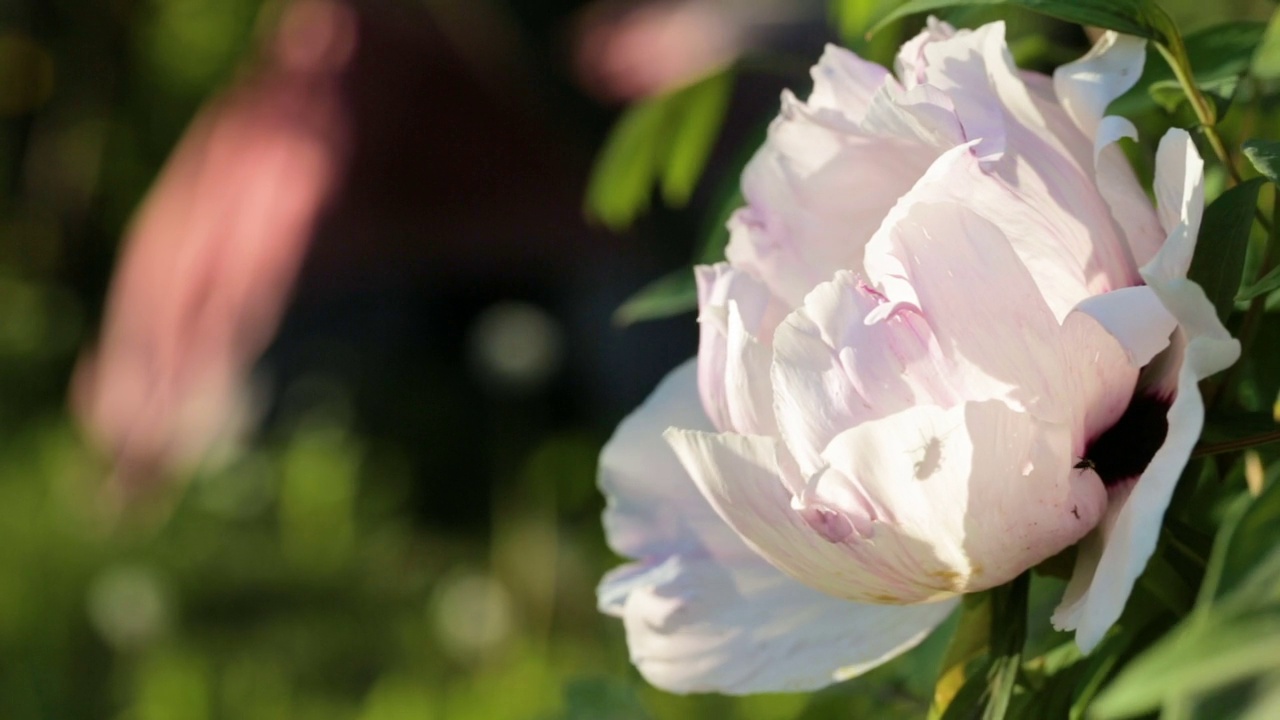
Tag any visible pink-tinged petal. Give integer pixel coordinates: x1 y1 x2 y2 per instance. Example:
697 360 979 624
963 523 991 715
912 22 1011 162
724 39 973 308
770 271 957 475
669 401 1104 604
600 360 743 561
807 44 892 121
726 92 951 306
1085 115 1164 275
604 554 957 694
970 31 1151 292
695 265 784 435
863 199 1069 421
895 16 956 88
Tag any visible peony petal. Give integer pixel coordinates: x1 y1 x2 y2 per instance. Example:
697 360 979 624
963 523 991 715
670 401 1105 604
864 198 1069 421
913 22 1011 162
600 360 743 561
1070 287 1176 369
600 361 957 694
1054 32 1164 269
822 401 1104 598
1060 305 1143 447
770 270 958 475
724 40 969 308
726 95 952 306
606 553 957 694
1053 32 1146 140
695 264 784 435
895 16 956 88
1148 129 1206 280
807 44 892 122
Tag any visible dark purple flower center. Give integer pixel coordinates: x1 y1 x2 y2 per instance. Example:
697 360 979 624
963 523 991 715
1083 394 1171 487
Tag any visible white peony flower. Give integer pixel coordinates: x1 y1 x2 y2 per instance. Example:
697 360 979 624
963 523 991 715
599 19 1240 694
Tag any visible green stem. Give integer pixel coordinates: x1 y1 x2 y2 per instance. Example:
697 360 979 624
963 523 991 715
1153 41 1241 186
1193 427 1280 458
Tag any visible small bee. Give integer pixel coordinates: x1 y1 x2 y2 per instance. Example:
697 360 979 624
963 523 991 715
1073 457 1097 472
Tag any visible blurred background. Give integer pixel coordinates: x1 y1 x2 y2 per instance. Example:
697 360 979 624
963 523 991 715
0 0 1272 718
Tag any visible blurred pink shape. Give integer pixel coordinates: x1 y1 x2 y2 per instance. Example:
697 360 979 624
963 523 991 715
574 0 751 101
73 0 356 493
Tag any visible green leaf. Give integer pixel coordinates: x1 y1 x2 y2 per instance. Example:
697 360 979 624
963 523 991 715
1243 139 1280 185
1093 480 1280 719
561 678 651 720
930 595 993 720
832 0 902 62
869 0 1169 42
982 574 1028 720
1236 263 1280 303
1213 475 1280 603
583 100 671 231
1252 6 1280 80
611 268 697 326
1188 177 1264 320
584 71 735 230
660 72 733 207
1090 607 1280 719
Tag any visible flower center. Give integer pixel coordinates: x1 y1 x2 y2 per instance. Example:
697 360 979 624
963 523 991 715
1083 394 1171 487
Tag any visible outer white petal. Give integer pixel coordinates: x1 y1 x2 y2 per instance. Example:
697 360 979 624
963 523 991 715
1054 32 1164 268
608 554 957 694
1148 129 1206 282
1054 304 1237 650
1053 133 1241 649
1070 287 1176 369
695 264 783 435
1053 31 1146 140
600 361 957 693
600 360 740 561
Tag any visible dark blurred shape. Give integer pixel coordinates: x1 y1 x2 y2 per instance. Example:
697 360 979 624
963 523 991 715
71 0 357 496
0 31 55 116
